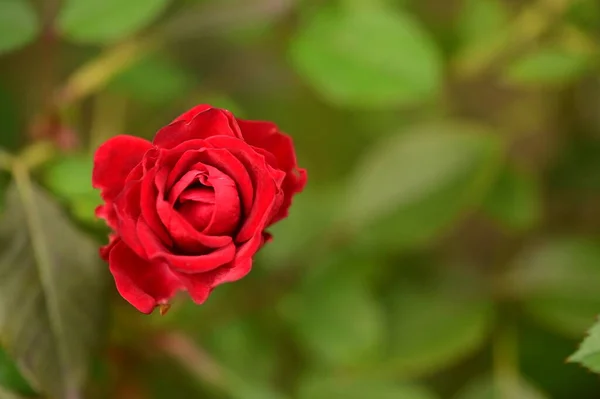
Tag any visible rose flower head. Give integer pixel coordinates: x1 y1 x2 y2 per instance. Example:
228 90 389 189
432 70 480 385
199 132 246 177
92 105 307 314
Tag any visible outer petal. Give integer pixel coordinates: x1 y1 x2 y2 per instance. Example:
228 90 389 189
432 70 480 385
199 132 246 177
108 238 182 314
136 221 236 273
153 107 242 149
92 135 152 202
175 258 253 305
237 119 307 224
173 105 241 137
174 231 269 305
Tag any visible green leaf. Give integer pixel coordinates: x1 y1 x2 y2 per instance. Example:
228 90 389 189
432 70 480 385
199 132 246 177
454 375 549 399
204 317 276 384
0 178 108 399
0 385 26 399
504 47 590 86
384 280 493 377
0 0 39 55
57 0 170 44
44 154 94 199
0 86 20 151
289 4 442 108
569 319 600 373
344 122 503 249
298 376 438 399
280 257 385 367
510 237 600 337
42 154 102 226
456 0 508 46
108 55 194 105
259 185 341 268
482 165 541 232
0 347 34 396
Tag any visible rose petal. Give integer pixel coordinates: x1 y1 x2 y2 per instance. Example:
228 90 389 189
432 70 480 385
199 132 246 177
113 181 146 257
92 135 152 202
165 149 206 191
201 148 254 217
206 136 278 242
197 164 240 235
154 107 242 149
177 187 215 231
172 105 242 138
168 169 206 204
136 220 236 273
173 230 270 305
108 238 182 314
174 257 253 305
154 168 232 252
140 169 173 247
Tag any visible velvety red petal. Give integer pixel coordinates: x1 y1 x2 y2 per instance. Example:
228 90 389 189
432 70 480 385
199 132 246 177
136 220 236 273
198 164 240 235
206 136 278 242
113 181 146 257
201 148 254 217
92 135 152 202
108 238 182 314
154 168 232 252
173 105 242 138
140 169 173 247
165 149 206 190
153 107 242 149
168 169 205 204
174 229 271 305
177 187 214 231
175 257 253 305
237 119 307 224
271 167 308 224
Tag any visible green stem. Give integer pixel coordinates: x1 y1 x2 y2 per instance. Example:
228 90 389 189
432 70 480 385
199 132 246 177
493 321 519 399
55 37 157 108
453 0 575 78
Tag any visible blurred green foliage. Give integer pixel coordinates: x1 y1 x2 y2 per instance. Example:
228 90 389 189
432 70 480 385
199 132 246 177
1 0 600 398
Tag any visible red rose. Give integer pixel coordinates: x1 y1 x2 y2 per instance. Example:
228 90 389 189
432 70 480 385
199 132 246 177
92 105 307 314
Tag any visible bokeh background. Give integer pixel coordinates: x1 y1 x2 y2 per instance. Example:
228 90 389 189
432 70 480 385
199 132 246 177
1 0 600 398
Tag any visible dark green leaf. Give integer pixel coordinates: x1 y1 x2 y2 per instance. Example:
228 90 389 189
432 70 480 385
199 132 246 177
0 347 34 396
569 320 600 373
205 317 276 383
0 385 26 399
289 4 442 108
57 0 170 44
42 154 102 226
0 86 20 151
504 47 590 86
298 376 438 399
344 122 503 249
456 0 508 47
0 0 39 55
384 280 493 377
510 237 600 337
482 165 541 232
259 185 341 268
454 375 548 399
108 55 194 105
43 154 94 199
0 179 108 399
280 258 385 367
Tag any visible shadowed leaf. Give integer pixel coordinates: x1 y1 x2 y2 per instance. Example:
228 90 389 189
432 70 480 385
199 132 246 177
0 178 108 399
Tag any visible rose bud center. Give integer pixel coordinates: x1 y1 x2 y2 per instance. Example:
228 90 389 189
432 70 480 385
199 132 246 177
168 165 241 237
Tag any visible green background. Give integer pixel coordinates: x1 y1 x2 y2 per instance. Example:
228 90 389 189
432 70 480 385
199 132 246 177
1 0 600 398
